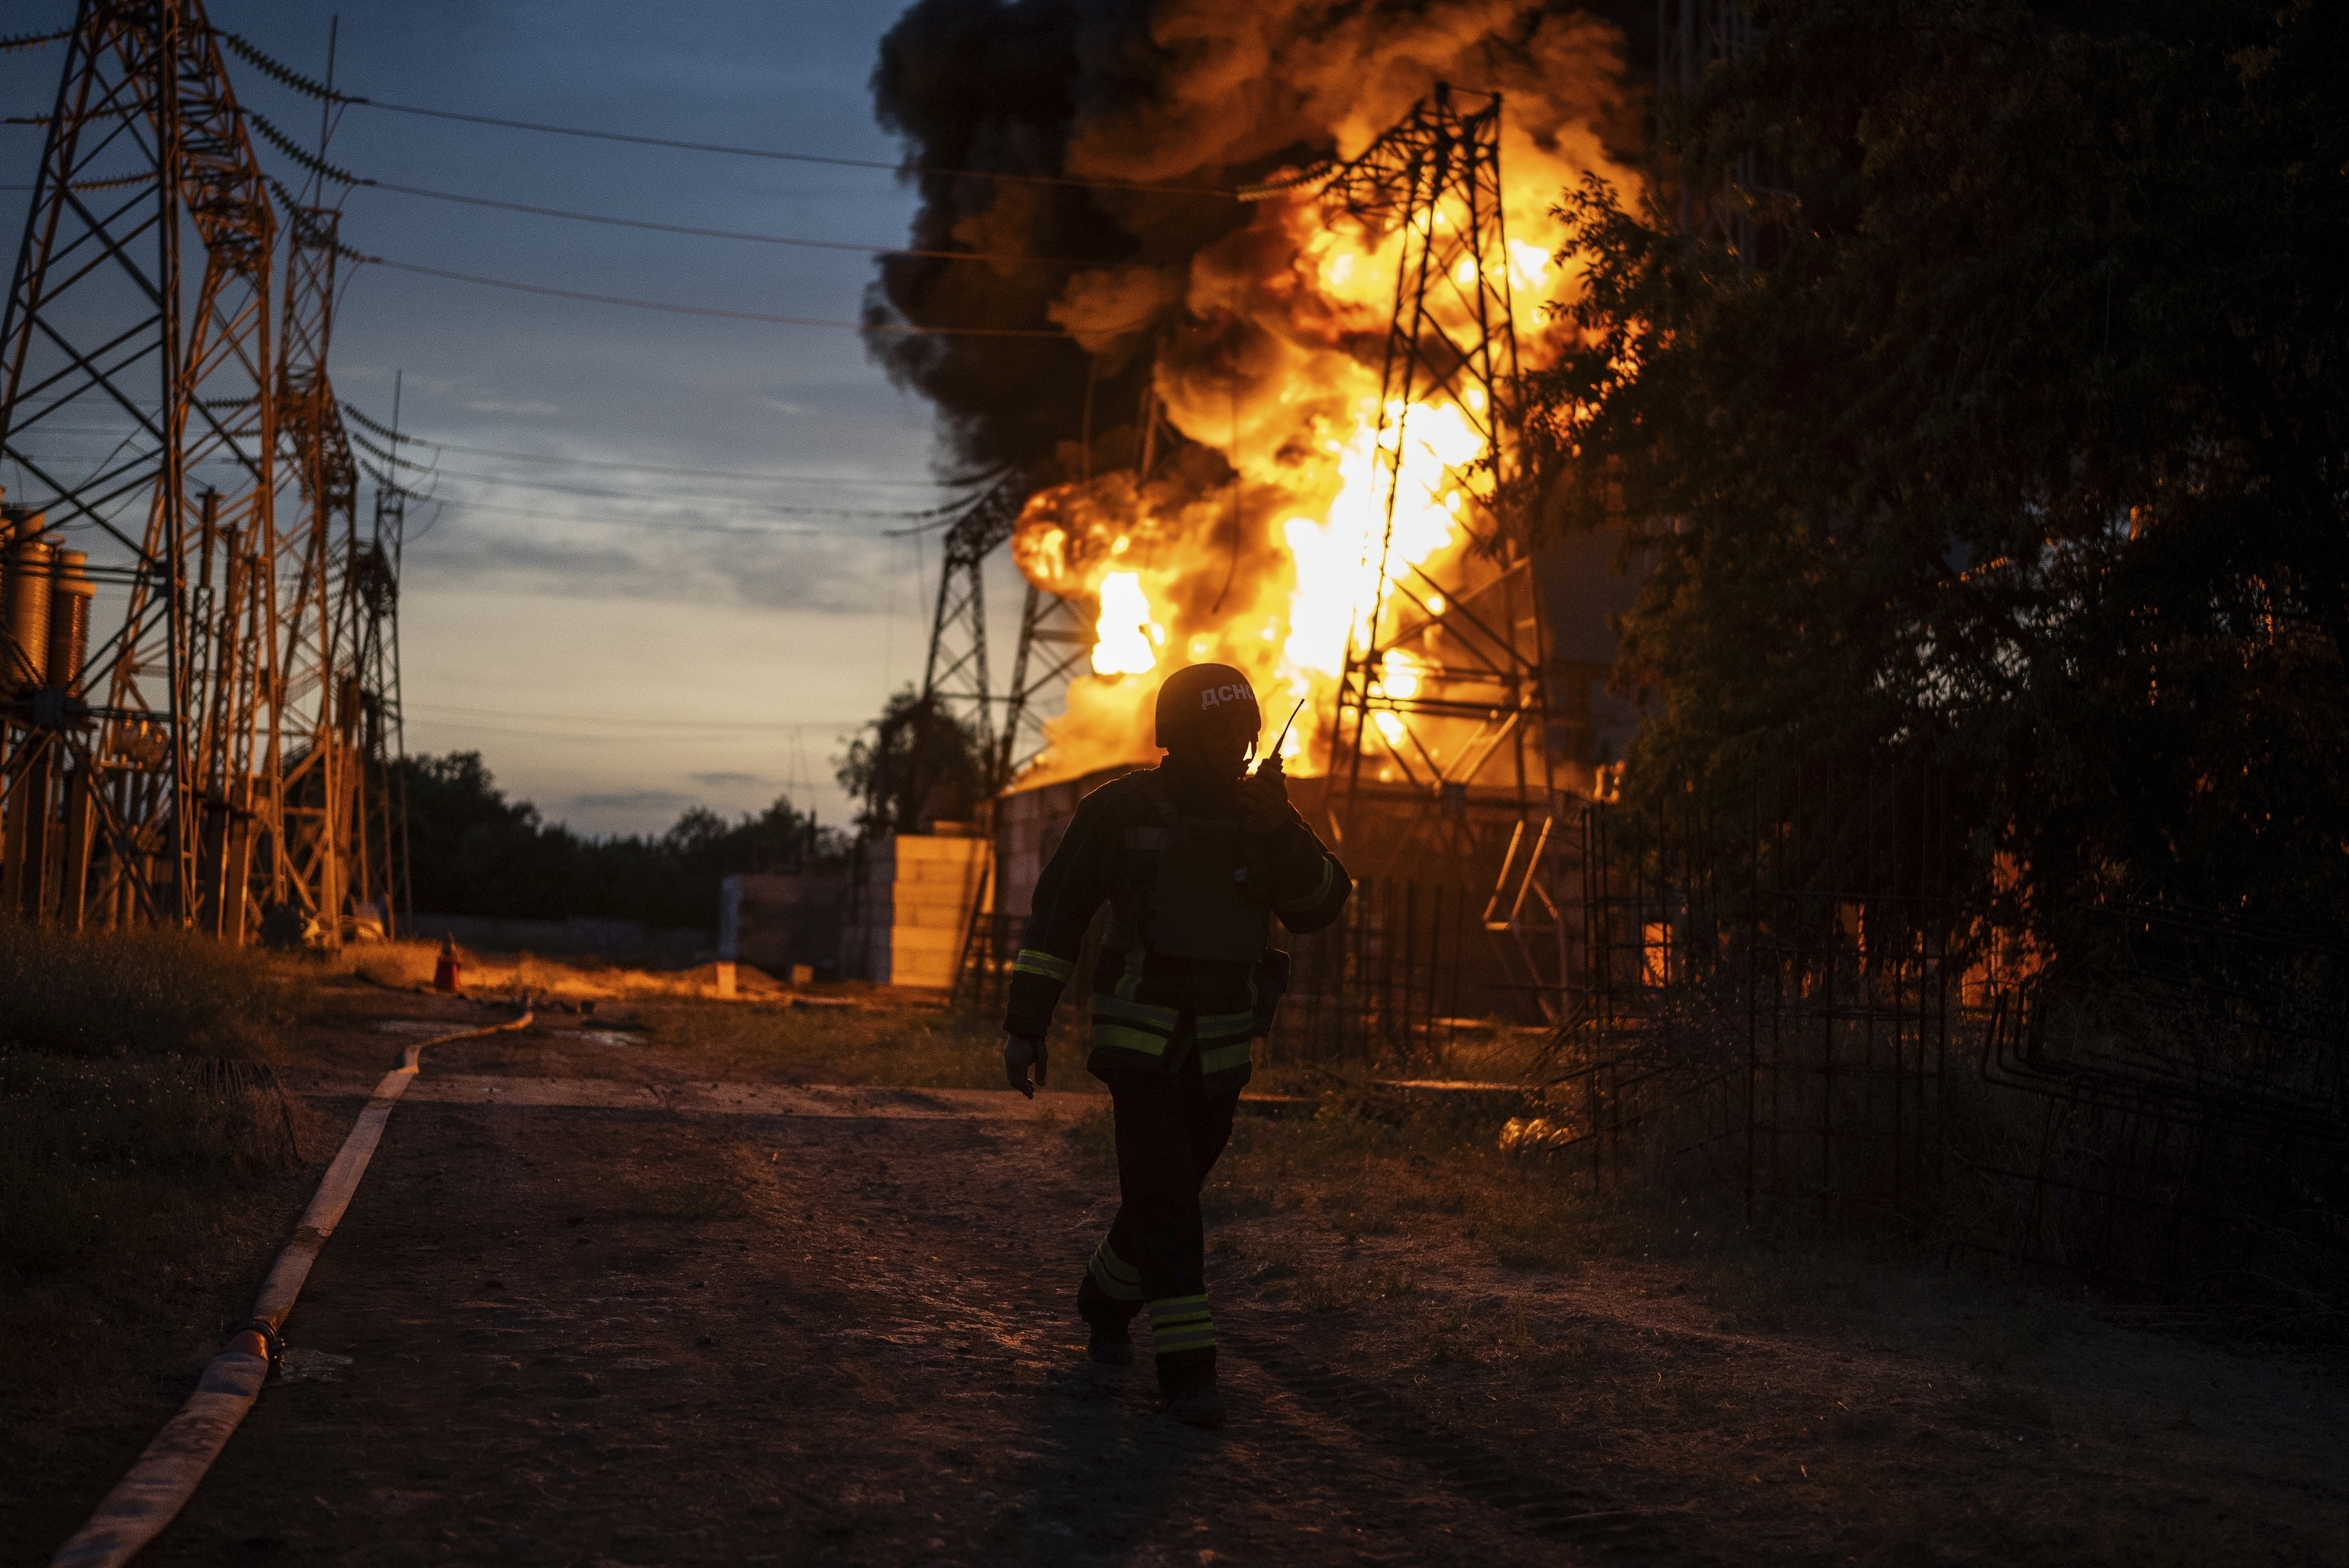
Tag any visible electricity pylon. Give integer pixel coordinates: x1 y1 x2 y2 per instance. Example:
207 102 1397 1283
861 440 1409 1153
917 474 1019 788
345 399 414 936
0 0 284 933
916 470 1102 790
1276 83 1566 1013
1313 83 1550 822
998 585 1092 784
269 65 362 942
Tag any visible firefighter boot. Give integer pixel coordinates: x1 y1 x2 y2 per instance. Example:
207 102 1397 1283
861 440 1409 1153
1160 1346 1224 1429
1167 1385 1226 1430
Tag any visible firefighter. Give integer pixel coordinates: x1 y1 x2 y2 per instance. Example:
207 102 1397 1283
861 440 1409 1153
1000 663 1353 1429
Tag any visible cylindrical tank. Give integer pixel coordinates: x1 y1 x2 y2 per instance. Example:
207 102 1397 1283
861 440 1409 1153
48 548 95 693
4 520 53 692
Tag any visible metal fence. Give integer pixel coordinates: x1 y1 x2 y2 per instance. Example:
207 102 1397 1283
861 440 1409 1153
1963 906 2349 1300
951 768 2349 1308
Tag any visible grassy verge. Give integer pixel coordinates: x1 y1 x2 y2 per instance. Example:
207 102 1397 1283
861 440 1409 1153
1064 1076 2006 1324
626 996 1058 1090
0 920 329 1531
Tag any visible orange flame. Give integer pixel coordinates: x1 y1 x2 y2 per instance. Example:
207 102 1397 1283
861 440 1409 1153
1015 88 1629 787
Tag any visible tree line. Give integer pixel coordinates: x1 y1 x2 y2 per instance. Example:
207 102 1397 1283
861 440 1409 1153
395 752 840 930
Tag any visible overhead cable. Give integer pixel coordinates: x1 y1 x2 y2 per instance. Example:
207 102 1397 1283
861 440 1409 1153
358 255 1071 338
246 107 366 188
410 699 859 730
344 404 427 444
213 30 1236 200
427 464 955 518
343 405 993 490
340 433 972 490
430 495 821 536
346 423 434 472
359 179 1084 266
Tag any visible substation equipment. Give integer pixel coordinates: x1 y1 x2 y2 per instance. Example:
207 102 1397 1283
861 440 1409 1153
0 0 409 943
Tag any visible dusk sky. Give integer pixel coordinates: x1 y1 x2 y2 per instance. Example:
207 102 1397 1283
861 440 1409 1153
1 1 1002 836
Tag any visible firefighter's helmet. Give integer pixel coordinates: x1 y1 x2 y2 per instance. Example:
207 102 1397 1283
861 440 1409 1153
1154 663 1260 748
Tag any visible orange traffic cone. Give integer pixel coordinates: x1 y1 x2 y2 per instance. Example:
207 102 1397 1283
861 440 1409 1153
432 934 462 994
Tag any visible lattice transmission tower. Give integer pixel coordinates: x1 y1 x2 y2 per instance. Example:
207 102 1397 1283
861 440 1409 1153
916 473 1017 791
1308 84 1551 826
918 471 1097 791
1 0 289 933
268 47 366 943
1249 83 1571 1014
343 445 410 934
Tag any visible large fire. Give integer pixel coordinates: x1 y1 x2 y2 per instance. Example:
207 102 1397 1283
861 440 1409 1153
1009 92 1626 785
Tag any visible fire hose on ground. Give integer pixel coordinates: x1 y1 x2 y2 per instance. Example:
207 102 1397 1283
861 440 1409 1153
50 1007 538 1568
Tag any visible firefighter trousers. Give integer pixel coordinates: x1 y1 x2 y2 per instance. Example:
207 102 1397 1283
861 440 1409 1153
1077 1057 1239 1394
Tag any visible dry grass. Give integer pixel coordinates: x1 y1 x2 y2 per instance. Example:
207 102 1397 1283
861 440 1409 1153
627 995 1035 1089
0 918 300 1062
0 922 330 1450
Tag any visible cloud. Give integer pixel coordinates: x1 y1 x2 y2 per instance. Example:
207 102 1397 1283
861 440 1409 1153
401 516 905 612
563 789 696 815
463 398 563 416
689 771 775 787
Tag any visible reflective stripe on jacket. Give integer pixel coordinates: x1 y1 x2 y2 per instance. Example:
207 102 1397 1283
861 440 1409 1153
1003 760 1351 1096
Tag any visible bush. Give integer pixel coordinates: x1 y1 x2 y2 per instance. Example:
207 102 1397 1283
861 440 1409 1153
0 920 294 1063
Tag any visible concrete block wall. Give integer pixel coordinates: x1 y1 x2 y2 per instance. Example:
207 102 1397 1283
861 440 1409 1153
840 833 992 989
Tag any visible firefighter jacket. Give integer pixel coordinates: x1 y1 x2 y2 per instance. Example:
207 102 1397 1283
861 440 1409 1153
1002 758 1353 1096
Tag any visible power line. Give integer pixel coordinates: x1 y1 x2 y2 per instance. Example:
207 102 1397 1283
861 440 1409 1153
422 495 824 536
213 31 1239 200
360 180 1087 266
404 715 864 746
408 700 856 732
347 434 966 489
424 464 953 518
359 101 1239 199
362 255 1070 339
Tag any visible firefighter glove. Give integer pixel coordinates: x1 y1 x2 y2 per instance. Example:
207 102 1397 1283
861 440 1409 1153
1003 1033 1047 1099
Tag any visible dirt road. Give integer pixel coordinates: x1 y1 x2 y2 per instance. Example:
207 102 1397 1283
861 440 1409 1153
24 995 2349 1566
122 1073 1648 1567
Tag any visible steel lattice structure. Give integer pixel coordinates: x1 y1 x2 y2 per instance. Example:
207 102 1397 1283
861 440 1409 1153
918 472 1097 790
917 474 1019 789
997 583 1091 784
0 0 400 942
272 183 361 938
344 463 409 933
1314 85 1554 826
1265 83 1571 1014
1 0 286 932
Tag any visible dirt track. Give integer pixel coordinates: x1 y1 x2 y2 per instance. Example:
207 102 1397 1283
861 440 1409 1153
130 1073 1655 1567
24 996 2349 1567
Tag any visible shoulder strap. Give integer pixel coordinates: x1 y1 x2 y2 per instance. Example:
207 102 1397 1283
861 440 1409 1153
1132 768 1183 830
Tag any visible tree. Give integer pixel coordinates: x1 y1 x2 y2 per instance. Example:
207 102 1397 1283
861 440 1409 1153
395 752 842 927
834 687 988 836
1529 0 2349 945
